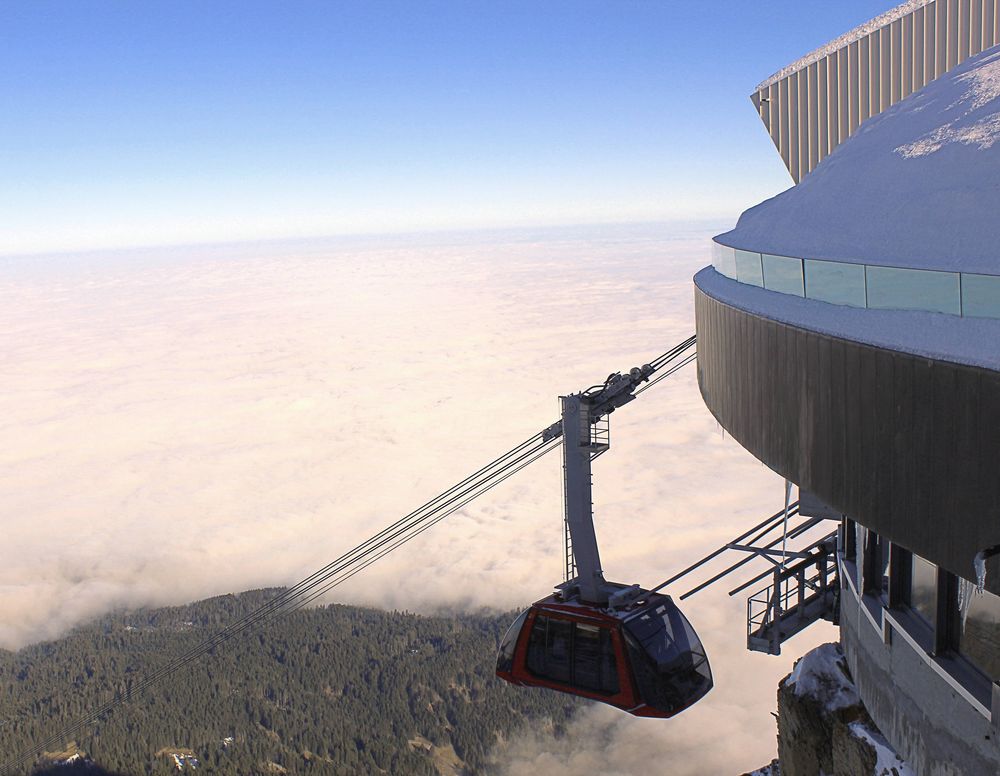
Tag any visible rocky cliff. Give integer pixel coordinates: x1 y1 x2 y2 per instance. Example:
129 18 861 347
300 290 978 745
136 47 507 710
744 642 915 776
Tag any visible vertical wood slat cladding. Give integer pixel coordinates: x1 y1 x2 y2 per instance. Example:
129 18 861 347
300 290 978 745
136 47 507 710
694 284 1000 594
753 0 1000 182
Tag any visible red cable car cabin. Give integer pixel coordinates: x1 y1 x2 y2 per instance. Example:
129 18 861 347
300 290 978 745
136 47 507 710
496 590 712 718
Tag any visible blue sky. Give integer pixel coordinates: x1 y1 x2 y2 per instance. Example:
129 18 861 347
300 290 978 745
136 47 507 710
1 1 900 254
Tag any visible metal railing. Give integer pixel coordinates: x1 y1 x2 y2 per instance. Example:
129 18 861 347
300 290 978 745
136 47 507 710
747 537 839 655
589 415 610 459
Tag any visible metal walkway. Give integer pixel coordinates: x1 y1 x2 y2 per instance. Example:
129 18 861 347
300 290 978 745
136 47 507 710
657 497 839 655
745 536 838 655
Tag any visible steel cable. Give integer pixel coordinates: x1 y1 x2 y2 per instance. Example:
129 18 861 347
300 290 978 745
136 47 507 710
0 434 555 774
1 336 696 773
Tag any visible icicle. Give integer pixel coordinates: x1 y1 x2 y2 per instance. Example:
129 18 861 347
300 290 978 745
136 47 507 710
958 577 976 631
779 479 793 574
974 550 987 594
958 550 991 632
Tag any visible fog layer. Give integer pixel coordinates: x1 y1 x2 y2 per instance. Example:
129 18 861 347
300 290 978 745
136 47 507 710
0 223 832 772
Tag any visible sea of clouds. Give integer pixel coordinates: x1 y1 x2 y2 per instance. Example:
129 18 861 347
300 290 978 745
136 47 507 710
0 222 833 773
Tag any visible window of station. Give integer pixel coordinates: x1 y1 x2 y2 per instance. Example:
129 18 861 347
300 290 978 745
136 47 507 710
860 529 889 624
847 536 999 705
841 517 857 562
862 529 889 597
853 521 864 569
840 516 860 590
958 586 1000 683
885 545 910 609
908 555 938 626
878 543 901 607
525 615 619 695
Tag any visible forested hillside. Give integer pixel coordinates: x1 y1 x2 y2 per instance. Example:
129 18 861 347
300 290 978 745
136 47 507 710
0 590 582 775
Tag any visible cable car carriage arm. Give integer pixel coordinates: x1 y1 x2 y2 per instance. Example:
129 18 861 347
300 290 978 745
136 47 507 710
496 338 712 718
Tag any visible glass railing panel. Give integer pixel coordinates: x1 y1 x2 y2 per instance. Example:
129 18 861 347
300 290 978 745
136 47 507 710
735 249 764 287
762 254 805 296
712 242 737 279
804 259 867 307
710 240 1000 319
866 266 961 315
961 273 1000 318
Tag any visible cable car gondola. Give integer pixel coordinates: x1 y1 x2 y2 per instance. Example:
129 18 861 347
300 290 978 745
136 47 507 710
496 588 712 717
495 368 712 717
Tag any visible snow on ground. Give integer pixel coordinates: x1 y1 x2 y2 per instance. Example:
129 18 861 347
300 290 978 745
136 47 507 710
781 643 915 775
849 722 917 776
784 642 860 712
723 44 1000 274
695 267 1000 371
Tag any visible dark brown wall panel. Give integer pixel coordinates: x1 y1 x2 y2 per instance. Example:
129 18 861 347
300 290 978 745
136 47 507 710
695 284 1000 594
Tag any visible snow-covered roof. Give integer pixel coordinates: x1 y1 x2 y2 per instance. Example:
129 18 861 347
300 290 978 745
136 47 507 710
695 267 1000 371
721 45 1000 275
755 1 934 92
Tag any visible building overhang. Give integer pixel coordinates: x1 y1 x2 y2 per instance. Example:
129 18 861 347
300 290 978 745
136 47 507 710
694 268 1000 594
754 0 1000 182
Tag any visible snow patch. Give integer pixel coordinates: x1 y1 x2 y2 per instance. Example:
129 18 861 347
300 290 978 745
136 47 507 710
897 52 1000 157
954 50 1000 110
849 722 916 776
784 643 860 712
896 113 1000 156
